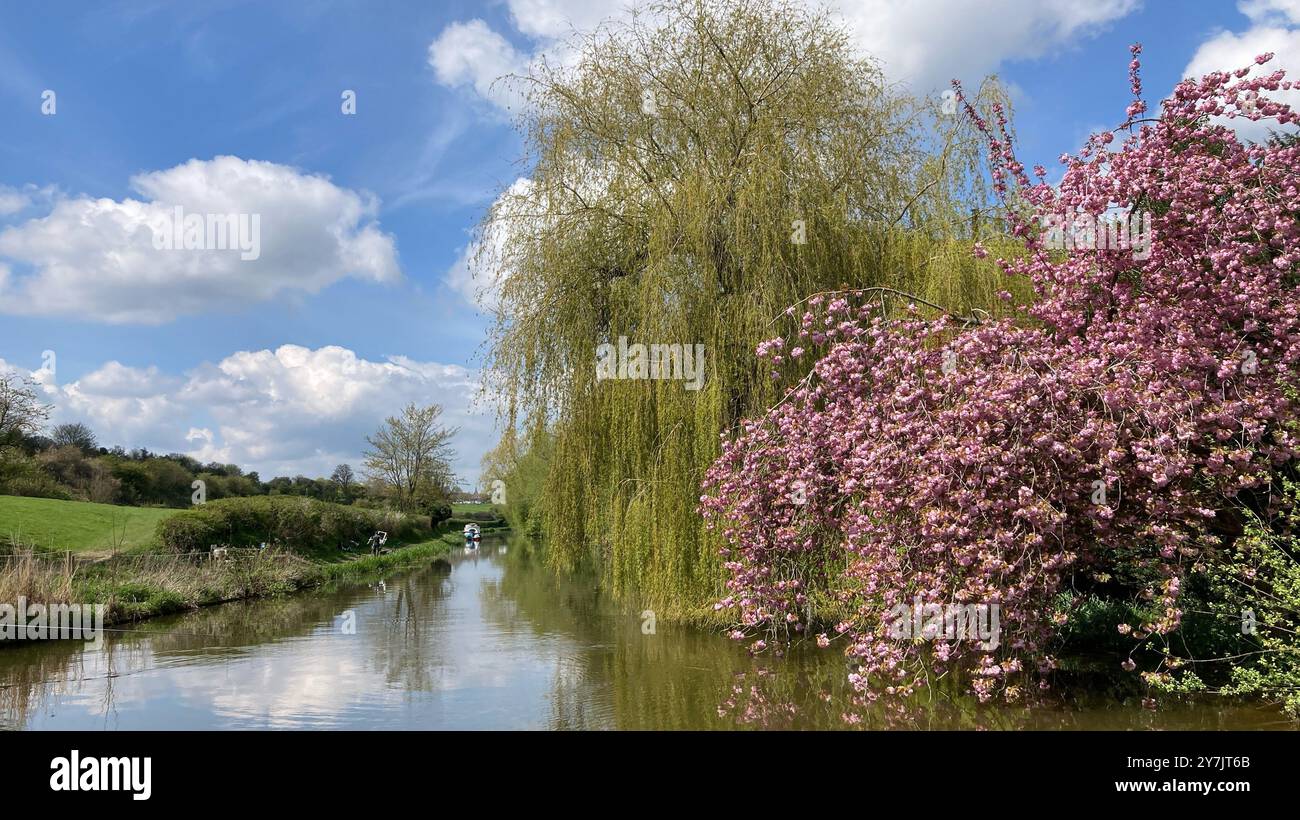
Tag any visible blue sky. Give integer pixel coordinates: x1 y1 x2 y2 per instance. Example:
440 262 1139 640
1 0 1296 484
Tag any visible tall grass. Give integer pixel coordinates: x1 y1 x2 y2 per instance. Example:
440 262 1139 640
0 537 455 634
0 550 77 605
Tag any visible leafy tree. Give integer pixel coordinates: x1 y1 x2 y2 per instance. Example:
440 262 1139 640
109 458 152 505
37 445 93 489
23 434 54 455
290 475 320 498
195 472 230 501
479 0 1007 610
224 474 261 497
85 460 120 504
164 453 202 474
146 458 193 506
424 498 453 529
702 47 1300 706
363 403 458 512
0 446 70 499
330 463 356 502
1153 480 1300 717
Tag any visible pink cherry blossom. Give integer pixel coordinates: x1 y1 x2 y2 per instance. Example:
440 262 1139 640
700 48 1300 707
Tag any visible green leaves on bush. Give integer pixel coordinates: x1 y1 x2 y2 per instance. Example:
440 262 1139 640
157 496 423 554
1154 480 1300 716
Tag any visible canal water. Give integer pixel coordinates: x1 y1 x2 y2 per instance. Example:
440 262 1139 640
0 538 1290 730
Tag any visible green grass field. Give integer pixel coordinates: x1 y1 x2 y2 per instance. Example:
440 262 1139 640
0 495 179 555
451 502 500 514
0 496 503 557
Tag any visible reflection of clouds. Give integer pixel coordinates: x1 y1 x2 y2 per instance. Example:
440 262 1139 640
202 642 377 728
4 545 1290 729
1 547 603 729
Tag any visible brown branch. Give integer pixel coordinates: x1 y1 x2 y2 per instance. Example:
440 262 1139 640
768 286 989 328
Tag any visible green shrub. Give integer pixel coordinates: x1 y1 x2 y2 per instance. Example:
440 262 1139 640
1153 479 1300 717
426 501 453 527
0 446 72 500
109 583 187 619
157 496 424 554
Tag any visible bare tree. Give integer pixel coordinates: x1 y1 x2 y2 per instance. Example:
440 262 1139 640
51 422 98 453
0 373 51 445
363 404 458 511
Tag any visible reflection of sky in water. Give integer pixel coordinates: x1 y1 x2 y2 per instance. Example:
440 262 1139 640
2 546 614 730
1 542 1292 730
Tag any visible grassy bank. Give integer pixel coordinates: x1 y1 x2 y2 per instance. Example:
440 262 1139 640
0 495 178 555
0 495 511 557
318 539 457 580
0 497 511 635
0 537 457 631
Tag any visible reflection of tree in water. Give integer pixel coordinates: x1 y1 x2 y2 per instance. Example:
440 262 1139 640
0 633 150 729
480 540 1285 729
0 568 437 728
713 649 1289 730
5 546 1282 729
1 640 86 728
363 562 455 693
716 664 1014 730
143 580 404 656
479 541 840 729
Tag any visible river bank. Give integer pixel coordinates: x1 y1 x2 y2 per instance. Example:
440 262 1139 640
0 495 512 635
0 538 463 636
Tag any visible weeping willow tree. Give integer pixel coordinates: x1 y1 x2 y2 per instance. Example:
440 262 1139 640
475 0 1023 619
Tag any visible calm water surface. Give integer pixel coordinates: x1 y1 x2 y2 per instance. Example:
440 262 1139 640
0 538 1289 730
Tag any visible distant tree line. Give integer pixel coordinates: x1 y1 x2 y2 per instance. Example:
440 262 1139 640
0 373 460 520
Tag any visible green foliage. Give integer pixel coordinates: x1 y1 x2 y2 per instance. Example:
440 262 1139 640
426 500 453 527
157 496 424 554
1153 480 1300 717
488 427 552 542
1052 591 1152 655
4 428 370 509
102 582 188 619
482 0 1024 617
145 457 192 505
318 539 454 580
0 447 72 500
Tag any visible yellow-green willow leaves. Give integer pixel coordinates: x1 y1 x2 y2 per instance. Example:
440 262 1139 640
476 0 1027 620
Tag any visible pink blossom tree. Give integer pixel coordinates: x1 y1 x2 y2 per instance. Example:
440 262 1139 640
701 47 1300 705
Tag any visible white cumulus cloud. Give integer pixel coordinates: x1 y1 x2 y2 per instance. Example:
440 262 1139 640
444 177 535 313
0 156 401 324
428 19 531 113
427 0 1142 113
1 346 495 485
0 185 30 216
836 0 1140 92
1183 0 1300 143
